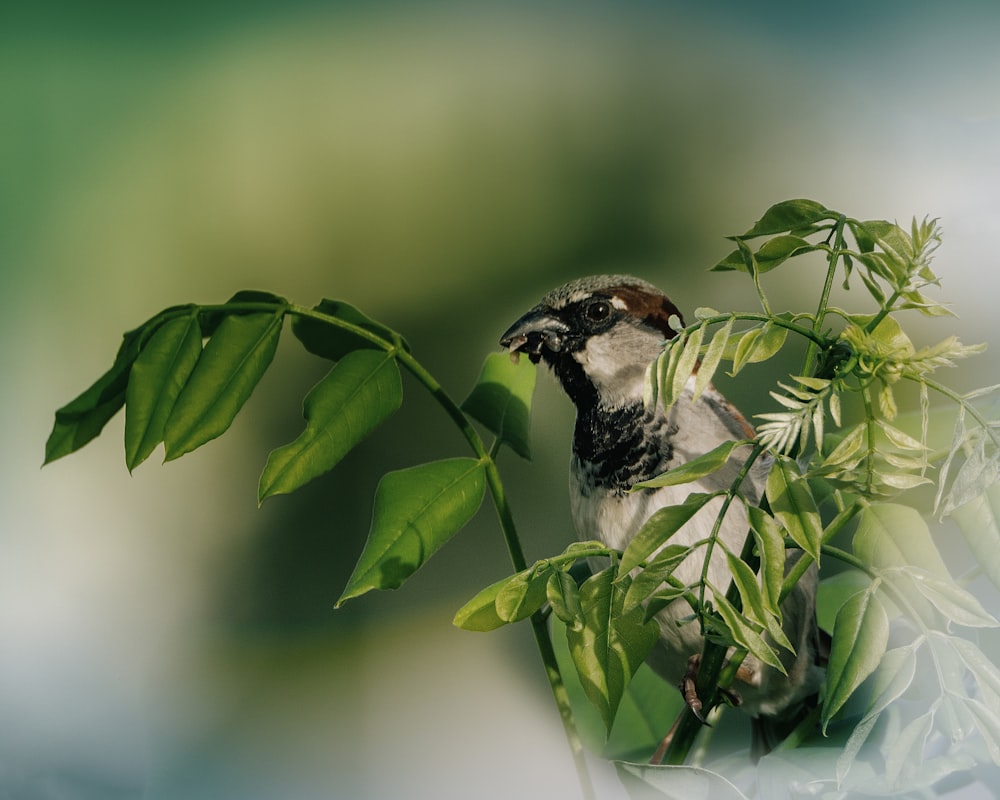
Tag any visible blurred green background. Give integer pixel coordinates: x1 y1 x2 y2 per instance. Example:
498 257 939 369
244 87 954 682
4 1 1000 798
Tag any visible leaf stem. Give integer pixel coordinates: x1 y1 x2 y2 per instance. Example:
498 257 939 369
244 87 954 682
803 215 846 376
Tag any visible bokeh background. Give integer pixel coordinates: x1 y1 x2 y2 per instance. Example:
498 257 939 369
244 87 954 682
4 1 1000 798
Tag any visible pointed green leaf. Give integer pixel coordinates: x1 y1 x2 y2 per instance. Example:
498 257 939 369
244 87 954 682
461 352 536 459
291 299 405 361
44 308 189 464
258 350 402 502
692 316 735 401
124 313 203 470
632 441 744 490
337 458 486 605
724 549 794 654
740 199 834 238
710 587 785 673
766 455 822 561
619 493 717 575
745 321 788 364
670 324 704 404
747 505 786 615
623 544 691 611
822 586 889 730
565 568 660 731
863 643 919 721
883 709 934 786
730 328 762 376
163 311 285 460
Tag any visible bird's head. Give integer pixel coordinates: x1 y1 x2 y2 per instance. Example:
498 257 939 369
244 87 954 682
500 275 683 409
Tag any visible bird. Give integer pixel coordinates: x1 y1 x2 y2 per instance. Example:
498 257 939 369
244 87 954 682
499 274 823 757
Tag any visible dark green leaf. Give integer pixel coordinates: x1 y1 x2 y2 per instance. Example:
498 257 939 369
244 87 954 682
565 568 660 732
258 350 403 502
163 311 285 460
822 586 889 730
291 299 405 361
619 493 717 575
198 290 288 336
632 441 744 490
816 570 870 635
461 352 536 459
124 313 203 470
766 455 822 561
337 458 486 605
44 307 190 464
740 199 834 239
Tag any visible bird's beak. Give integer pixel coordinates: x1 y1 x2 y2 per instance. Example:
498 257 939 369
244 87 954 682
500 308 571 364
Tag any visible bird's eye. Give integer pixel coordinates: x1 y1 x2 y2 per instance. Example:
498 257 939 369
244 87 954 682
585 300 612 323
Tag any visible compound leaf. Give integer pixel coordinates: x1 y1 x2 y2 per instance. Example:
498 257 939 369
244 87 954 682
258 349 402 502
338 458 486 605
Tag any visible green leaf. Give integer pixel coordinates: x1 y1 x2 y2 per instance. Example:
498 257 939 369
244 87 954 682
883 709 934 786
670 324 704 405
724 549 794 654
623 544 692 611
619 493 717 575
864 643 919 721
816 569 870 635
740 199 834 239
632 441 744 490
258 350 403 502
692 316 734 402
766 455 822 561
747 505 786 615
453 575 513 632
730 328 762 376
291 299 405 361
198 290 288 336
337 458 486 605
163 311 285 460
565 568 660 732
852 502 949 577
124 313 203 470
822 585 889 730
709 587 785 673
752 235 819 273
496 565 551 623
744 321 788 364
461 352 536 459
547 569 583 624
44 309 185 464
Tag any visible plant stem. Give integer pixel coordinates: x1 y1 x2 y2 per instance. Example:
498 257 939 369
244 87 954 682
288 303 597 799
803 215 846 376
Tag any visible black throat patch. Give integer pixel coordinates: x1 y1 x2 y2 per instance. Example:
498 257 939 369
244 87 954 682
573 401 677 495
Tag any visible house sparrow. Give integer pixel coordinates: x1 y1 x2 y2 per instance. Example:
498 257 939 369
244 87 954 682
500 275 822 750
